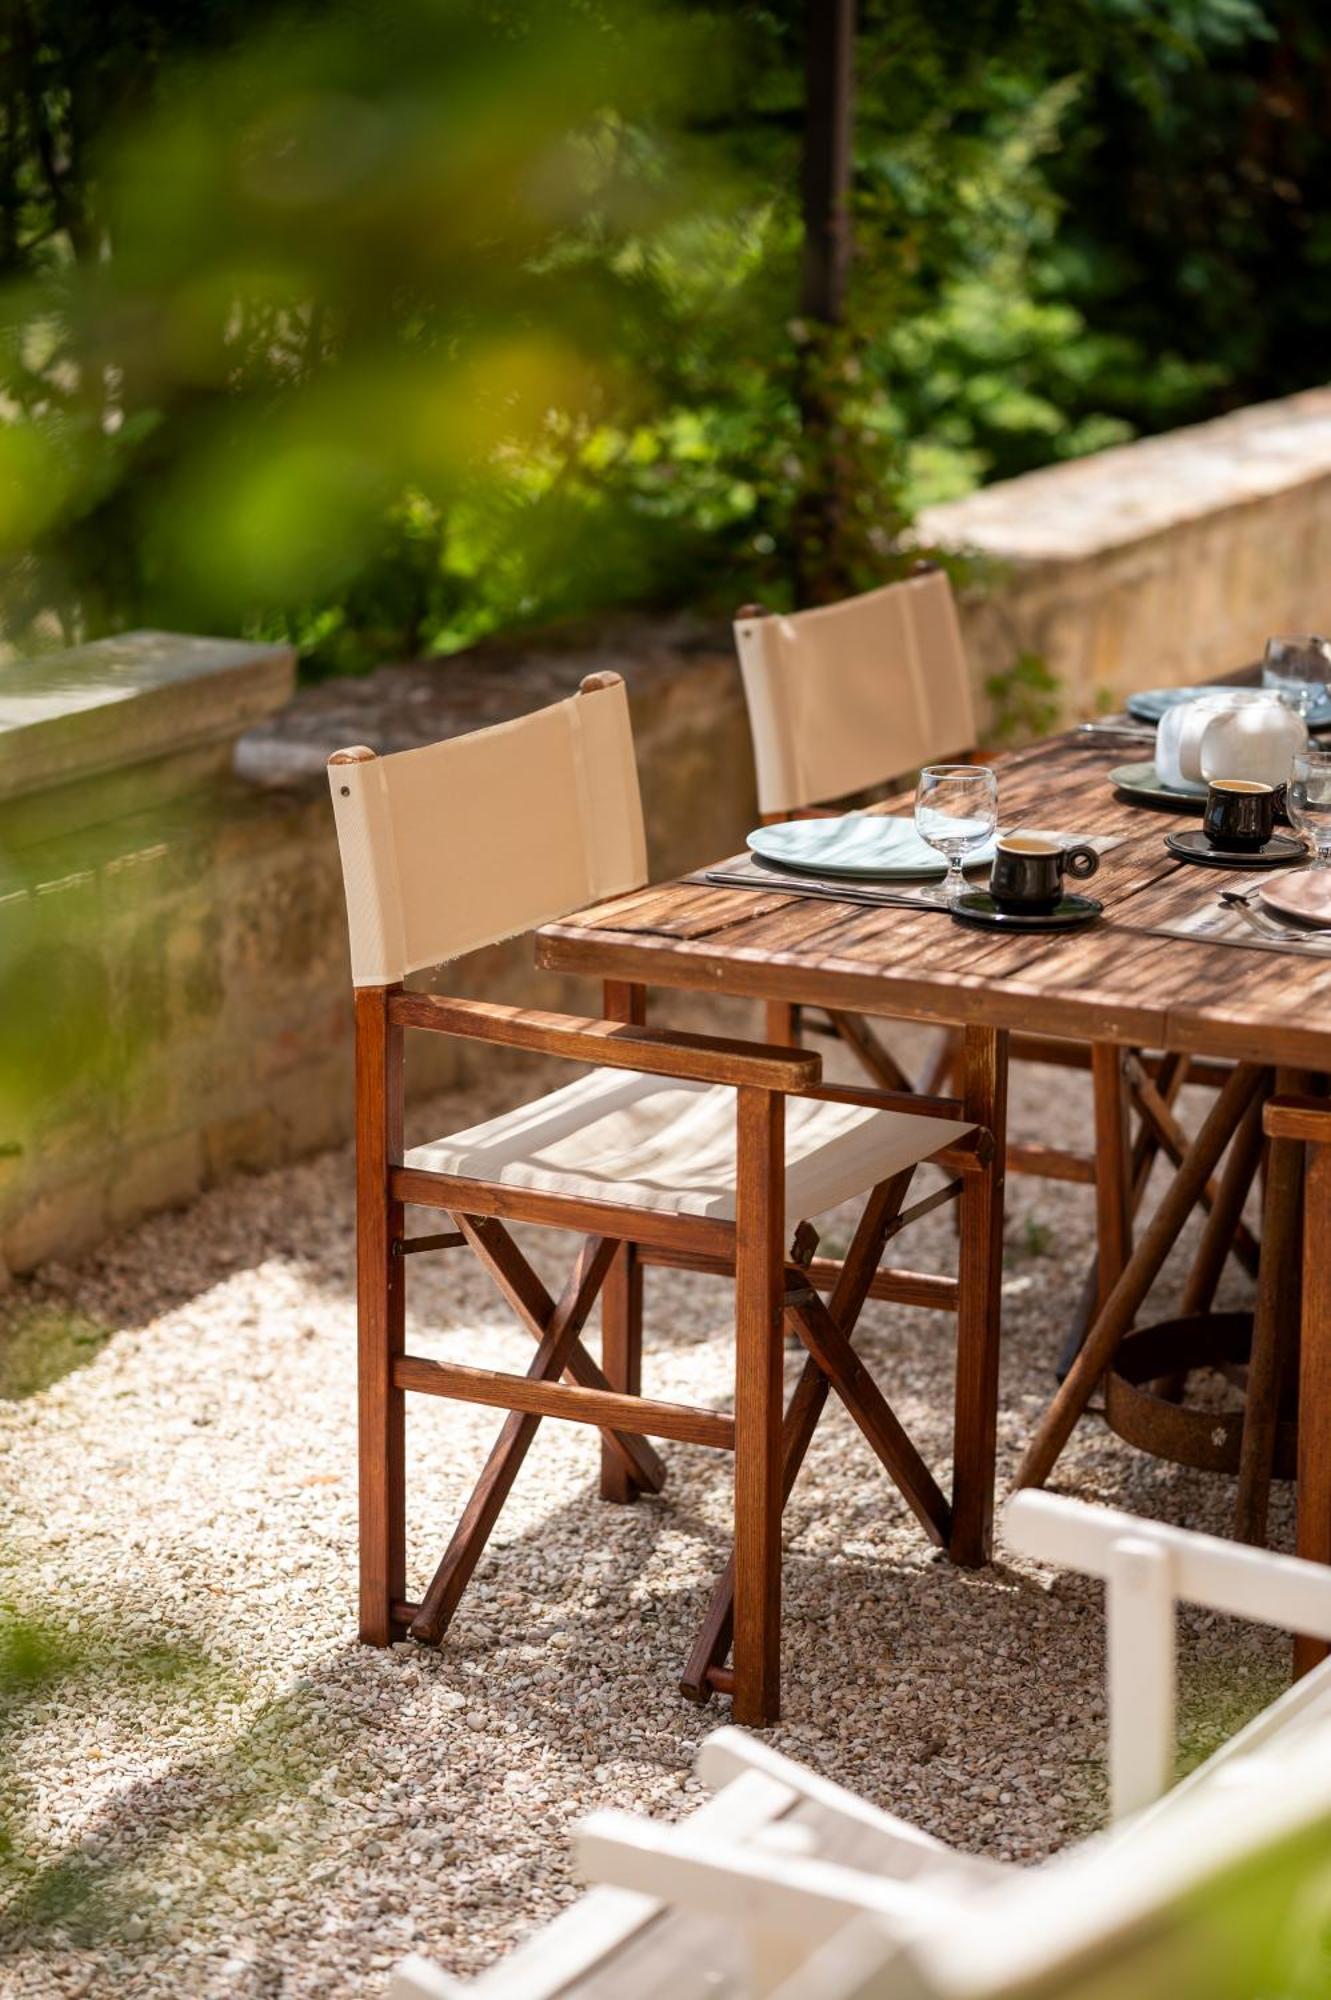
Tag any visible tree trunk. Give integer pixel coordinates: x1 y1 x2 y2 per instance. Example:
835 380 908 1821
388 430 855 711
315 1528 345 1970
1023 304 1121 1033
793 0 856 605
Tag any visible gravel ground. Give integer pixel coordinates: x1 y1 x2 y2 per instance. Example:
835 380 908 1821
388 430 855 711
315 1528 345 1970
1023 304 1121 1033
0 1017 1291 1998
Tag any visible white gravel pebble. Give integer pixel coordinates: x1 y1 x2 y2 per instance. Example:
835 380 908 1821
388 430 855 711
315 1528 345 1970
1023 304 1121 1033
0 1017 1289 1997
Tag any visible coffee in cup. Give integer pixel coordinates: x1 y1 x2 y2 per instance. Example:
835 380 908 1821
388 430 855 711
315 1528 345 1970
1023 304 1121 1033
1202 778 1280 854
989 835 1100 915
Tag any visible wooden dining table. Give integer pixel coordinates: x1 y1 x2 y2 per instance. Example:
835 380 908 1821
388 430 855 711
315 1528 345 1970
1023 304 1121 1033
535 729 1331 1621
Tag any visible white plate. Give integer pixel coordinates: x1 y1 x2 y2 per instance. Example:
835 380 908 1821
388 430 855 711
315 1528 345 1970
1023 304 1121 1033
746 813 998 881
1259 869 1331 928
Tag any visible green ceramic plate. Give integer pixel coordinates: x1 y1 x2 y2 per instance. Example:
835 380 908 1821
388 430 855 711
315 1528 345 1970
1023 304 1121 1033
1164 830 1305 871
1109 761 1207 813
746 813 997 882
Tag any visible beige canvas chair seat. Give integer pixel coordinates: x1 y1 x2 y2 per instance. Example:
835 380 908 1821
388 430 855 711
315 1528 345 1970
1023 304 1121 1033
407 1068 974 1227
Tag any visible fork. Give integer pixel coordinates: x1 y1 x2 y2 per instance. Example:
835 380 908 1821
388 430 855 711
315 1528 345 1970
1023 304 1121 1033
1074 719 1156 744
1217 886 1331 947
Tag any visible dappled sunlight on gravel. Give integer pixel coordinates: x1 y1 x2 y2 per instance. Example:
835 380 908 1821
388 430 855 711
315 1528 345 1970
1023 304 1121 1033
0 1025 1290 1997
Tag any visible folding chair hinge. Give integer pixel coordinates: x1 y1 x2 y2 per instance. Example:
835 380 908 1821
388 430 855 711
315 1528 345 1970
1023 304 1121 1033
790 1221 820 1268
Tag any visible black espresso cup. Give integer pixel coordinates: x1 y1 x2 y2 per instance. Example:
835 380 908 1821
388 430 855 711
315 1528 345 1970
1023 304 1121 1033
989 835 1100 915
1203 778 1280 854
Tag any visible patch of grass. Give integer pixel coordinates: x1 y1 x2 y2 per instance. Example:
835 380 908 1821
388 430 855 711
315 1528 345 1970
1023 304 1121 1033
1019 1216 1055 1260
0 1305 111 1401
1176 1655 1289 1782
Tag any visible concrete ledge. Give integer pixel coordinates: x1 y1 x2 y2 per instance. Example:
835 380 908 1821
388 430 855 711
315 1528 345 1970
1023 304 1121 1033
920 386 1331 718
0 631 295 803
0 619 752 1282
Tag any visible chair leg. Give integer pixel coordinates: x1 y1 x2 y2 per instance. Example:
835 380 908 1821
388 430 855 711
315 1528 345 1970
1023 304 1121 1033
1295 1138 1331 1676
784 1282 950 1543
409 1235 620 1644
355 987 406 1646
950 1027 1009 1568
457 1213 666 1495
732 1087 785 1728
598 974 655 1501
681 1171 916 1702
601 1243 645 1503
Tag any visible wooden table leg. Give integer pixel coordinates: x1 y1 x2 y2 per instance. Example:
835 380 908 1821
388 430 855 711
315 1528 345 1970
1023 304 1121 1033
1057 1055 1190 1382
1126 1054 1261 1279
1295 1138 1331 1676
1092 1043 1133 1312
602 980 647 1504
1179 1087 1268 1320
732 1086 786 1727
766 1000 800 1047
1016 1062 1265 1493
950 1026 1009 1567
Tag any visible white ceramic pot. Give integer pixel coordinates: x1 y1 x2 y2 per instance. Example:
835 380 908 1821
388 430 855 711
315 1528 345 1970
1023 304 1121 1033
1156 690 1277 793
1199 695 1307 790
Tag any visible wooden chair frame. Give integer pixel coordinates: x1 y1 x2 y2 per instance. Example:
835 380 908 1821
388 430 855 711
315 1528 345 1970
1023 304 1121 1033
352 978 994 1729
734 589 1251 1339
1263 1091 1331 1676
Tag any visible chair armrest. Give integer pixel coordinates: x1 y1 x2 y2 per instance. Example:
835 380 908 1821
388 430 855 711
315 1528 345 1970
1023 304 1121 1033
800 1081 966 1122
388 994 821 1093
1265 1095 1331 1144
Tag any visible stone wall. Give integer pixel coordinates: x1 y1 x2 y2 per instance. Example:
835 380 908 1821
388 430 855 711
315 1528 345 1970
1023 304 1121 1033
8 384 1331 1277
921 386 1331 723
0 620 752 1281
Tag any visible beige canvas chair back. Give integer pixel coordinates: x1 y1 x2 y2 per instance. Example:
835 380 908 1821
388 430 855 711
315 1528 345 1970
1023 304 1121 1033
735 568 975 816
327 673 647 986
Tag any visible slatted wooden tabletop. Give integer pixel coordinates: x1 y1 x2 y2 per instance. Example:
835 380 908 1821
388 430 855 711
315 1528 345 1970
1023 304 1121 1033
537 734 1331 1071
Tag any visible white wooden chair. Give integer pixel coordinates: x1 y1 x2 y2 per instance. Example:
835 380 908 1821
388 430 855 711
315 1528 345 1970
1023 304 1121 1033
760 1734 1331 1999
327 670 998 1727
394 1491 1331 1997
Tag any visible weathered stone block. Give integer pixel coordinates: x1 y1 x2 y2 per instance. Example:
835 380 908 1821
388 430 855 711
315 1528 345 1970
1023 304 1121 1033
107 1131 205 1230
0 631 294 803
919 386 1331 723
3 1174 108 1272
203 1108 283 1181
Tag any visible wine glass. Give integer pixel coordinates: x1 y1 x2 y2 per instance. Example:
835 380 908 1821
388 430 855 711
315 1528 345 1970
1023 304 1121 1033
1287 749 1331 869
1262 636 1331 719
915 764 998 905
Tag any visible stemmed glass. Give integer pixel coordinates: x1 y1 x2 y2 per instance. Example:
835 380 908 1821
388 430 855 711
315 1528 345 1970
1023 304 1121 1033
915 764 998 905
1262 636 1331 719
1287 749 1331 868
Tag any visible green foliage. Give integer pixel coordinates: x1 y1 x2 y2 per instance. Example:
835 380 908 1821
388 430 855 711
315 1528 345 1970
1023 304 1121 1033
0 0 1326 672
0 1301 109 1399
985 650 1064 748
